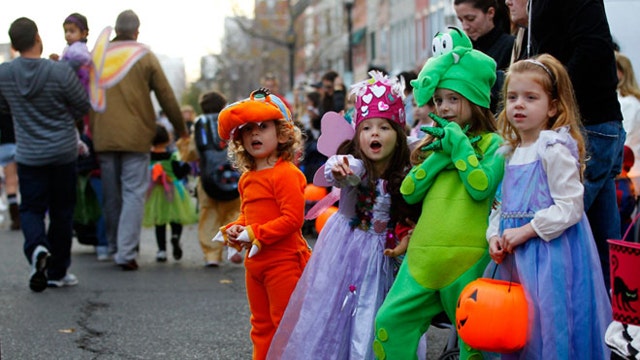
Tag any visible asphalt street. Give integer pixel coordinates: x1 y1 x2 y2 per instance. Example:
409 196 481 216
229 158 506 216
0 217 451 359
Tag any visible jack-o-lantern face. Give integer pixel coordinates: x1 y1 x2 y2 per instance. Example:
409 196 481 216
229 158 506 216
455 278 528 353
456 288 478 328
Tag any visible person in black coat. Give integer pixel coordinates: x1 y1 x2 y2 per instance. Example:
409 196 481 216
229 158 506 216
454 0 514 113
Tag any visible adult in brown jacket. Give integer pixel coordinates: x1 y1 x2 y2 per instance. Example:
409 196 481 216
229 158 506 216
90 9 187 270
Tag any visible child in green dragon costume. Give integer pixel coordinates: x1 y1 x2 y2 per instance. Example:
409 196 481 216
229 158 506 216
373 27 504 360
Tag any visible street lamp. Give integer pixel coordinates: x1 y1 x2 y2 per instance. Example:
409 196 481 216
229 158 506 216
345 0 354 76
286 26 296 92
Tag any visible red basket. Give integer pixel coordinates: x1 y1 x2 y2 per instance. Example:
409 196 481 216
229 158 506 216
608 213 640 325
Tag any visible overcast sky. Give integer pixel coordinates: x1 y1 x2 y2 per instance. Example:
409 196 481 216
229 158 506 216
0 0 254 80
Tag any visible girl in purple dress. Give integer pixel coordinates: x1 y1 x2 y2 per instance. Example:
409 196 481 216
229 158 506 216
267 72 417 359
59 13 91 91
487 54 612 359
49 12 91 135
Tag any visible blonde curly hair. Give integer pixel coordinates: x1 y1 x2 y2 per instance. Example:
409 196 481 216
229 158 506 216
228 120 303 173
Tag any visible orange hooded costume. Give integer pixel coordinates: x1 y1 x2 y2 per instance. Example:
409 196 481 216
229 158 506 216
217 90 311 359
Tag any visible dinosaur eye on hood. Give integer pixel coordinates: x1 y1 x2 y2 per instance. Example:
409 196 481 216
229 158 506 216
432 33 454 57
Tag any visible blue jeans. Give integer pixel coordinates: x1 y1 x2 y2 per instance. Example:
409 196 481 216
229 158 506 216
583 121 626 290
18 161 77 280
0 143 16 166
88 177 107 248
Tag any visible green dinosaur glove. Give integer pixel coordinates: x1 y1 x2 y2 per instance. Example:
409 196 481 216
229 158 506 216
421 113 482 153
407 113 504 201
401 150 453 204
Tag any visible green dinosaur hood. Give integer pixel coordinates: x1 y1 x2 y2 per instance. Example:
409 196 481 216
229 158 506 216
411 27 497 108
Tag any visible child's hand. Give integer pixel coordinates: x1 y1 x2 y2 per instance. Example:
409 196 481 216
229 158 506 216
78 139 90 157
226 225 256 252
225 225 245 242
488 236 505 264
501 223 536 253
384 234 409 258
331 156 353 182
49 53 60 61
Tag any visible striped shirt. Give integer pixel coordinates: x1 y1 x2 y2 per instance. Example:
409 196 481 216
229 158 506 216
0 57 89 166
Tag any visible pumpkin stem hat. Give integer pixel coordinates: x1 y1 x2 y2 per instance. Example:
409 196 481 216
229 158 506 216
218 88 292 141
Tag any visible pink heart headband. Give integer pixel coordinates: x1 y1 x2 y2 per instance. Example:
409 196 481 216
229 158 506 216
352 71 406 128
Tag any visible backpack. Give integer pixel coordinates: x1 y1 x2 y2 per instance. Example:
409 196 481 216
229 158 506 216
193 114 240 201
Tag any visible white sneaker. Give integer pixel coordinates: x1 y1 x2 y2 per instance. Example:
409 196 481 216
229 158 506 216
96 253 110 261
156 250 167 262
29 245 50 292
96 246 110 261
47 273 78 288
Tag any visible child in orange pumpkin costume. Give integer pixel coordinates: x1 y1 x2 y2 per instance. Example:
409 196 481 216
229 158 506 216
215 88 311 360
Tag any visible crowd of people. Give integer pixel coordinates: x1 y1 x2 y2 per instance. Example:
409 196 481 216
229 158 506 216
1 1 640 359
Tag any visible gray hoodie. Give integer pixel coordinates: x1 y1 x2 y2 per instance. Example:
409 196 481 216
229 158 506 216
0 57 89 166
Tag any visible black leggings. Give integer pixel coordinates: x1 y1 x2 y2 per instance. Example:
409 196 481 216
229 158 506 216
155 223 183 251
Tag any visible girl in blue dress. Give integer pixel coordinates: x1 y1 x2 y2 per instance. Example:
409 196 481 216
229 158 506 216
487 54 612 359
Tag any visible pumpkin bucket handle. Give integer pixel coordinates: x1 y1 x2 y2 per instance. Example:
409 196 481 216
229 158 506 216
621 211 640 243
490 261 516 292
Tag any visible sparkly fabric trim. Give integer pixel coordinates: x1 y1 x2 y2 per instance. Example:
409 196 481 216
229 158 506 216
501 211 535 219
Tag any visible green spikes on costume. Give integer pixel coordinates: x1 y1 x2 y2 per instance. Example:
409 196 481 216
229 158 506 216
401 113 504 204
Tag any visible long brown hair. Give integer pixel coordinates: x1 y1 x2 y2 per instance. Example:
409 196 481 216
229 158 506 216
616 52 640 101
498 54 586 172
337 120 417 225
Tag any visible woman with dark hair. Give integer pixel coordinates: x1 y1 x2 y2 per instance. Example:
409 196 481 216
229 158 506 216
454 0 514 113
454 0 513 70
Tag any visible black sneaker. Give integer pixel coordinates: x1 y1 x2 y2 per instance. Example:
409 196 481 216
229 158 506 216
29 245 50 292
171 237 182 260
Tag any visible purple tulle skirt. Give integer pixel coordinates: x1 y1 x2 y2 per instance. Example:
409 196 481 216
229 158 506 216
268 211 394 359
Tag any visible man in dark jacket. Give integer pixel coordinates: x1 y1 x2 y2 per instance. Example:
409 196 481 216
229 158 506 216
0 17 90 292
507 0 624 289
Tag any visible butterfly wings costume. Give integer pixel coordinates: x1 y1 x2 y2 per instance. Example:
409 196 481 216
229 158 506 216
89 26 149 113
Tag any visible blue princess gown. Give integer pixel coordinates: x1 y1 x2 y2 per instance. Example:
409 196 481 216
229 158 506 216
268 155 395 360
489 129 612 359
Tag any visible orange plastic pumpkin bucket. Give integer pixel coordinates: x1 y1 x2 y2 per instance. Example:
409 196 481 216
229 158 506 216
315 206 338 234
456 277 528 353
304 184 327 202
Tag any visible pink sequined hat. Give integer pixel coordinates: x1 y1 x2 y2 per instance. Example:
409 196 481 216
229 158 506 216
352 71 406 128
